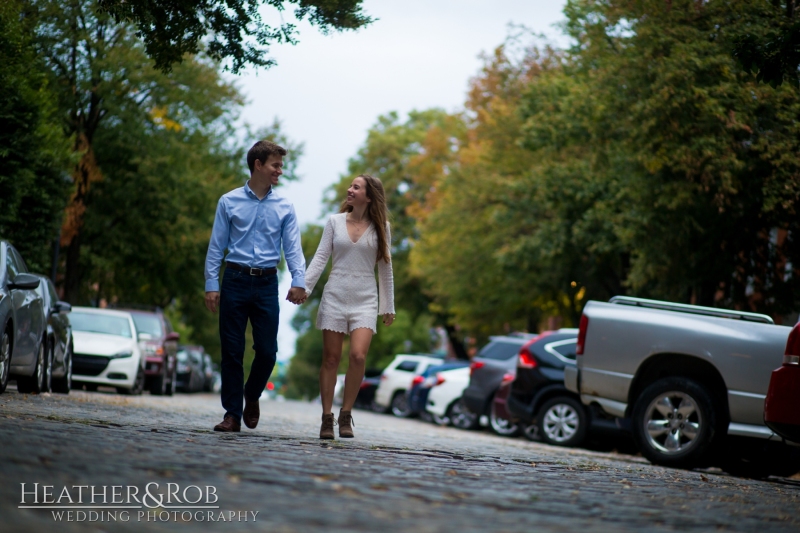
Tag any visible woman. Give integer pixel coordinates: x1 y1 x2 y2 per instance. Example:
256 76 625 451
304 174 395 439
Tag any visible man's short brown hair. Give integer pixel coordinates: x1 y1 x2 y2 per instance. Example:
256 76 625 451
247 140 287 173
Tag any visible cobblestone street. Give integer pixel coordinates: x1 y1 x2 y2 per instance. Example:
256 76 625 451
1 389 799 533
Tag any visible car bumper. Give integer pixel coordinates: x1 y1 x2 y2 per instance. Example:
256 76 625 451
461 385 487 415
564 366 578 393
72 353 140 389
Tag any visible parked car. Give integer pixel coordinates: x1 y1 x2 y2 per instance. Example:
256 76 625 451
505 329 617 446
333 369 384 410
408 361 470 417
567 296 800 477
202 353 215 392
764 321 800 444
1 241 47 394
119 308 179 396
373 353 445 416
69 307 145 394
461 334 537 427
176 345 206 393
488 372 520 437
426 366 476 428
32 274 73 394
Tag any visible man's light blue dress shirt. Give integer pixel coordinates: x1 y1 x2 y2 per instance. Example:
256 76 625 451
204 181 306 292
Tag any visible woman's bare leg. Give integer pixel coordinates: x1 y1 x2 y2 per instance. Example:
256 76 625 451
320 329 345 415
342 328 374 412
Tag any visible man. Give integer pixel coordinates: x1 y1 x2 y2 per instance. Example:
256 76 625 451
205 140 307 432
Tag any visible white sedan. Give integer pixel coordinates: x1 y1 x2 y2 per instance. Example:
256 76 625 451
69 307 145 394
425 367 478 429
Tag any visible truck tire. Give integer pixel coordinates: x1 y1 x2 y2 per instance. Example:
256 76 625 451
537 396 587 447
632 377 721 468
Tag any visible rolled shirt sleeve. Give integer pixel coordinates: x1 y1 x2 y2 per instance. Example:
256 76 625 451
281 205 306 288
204 198 229 292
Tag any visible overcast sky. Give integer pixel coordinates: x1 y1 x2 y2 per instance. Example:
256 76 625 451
229 0 569 360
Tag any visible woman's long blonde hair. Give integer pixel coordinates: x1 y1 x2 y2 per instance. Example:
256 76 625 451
339 174 391 263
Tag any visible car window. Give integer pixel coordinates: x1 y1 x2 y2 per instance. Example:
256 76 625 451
544 339 578 363
131 314 164 338
46 279 59 306
10 248 28 273
177 350 189 362
477 340 523 361
70 312 133 338
189 350 203 365
395 360 419 372
6 249 19 280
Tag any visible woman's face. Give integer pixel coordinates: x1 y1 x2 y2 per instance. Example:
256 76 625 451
346 177 371 208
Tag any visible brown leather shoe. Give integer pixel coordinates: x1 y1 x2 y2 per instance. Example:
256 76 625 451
338 410 354 438
214 415 241 432
243 397 260 429
320 413 335 440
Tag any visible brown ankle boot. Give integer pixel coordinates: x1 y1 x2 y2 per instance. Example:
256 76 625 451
338 410 354 438
320 413 336 440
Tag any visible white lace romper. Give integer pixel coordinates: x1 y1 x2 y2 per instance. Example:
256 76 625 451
304 213 395 334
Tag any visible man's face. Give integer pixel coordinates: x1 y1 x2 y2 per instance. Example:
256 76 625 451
255 155 283 186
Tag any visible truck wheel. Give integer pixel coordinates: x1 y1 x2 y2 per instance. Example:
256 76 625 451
537 396 587 447
632 377 721 468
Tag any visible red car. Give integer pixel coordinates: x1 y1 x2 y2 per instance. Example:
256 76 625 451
123 309 179 396
764 322 800 443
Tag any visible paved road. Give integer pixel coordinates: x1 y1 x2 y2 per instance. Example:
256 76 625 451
1 388 799 532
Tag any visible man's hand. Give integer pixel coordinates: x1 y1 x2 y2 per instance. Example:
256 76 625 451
383 313 396 326
205 291 220 313
287 287 307 305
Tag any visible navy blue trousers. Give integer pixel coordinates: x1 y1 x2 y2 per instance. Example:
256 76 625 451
219 268 279 422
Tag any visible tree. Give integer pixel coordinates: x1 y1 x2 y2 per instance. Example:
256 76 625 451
97 0 373 73
0 0 71 273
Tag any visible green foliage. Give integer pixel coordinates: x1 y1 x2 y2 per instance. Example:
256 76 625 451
97 0 373 73
0 0 71 273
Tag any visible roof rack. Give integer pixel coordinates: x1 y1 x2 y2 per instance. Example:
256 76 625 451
608 296 775 325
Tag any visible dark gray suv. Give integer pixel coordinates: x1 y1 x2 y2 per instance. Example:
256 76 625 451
461 334 536 427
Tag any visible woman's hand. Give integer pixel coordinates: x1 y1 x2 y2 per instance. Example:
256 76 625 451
382 313 396 326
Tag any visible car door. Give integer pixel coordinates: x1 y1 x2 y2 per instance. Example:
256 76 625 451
6 248 36 365
46 279 69 369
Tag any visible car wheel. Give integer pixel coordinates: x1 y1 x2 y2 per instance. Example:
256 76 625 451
632 377 722 468
0 328 11 394
490 396 520 437
390 391 412 417
43 341 54 393
370 400 390 414
84 383 98 392
119 366 145 396
150 367 167 396
448 398 479 430
51 344 72 394
165 365 176 396
522 423 540 442
17 339 46 394
431 412 450 426
537 396 587 447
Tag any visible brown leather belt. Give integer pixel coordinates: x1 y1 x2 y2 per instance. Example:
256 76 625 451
226 262 277 276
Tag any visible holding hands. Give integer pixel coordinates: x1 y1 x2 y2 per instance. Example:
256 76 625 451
287 287 307 305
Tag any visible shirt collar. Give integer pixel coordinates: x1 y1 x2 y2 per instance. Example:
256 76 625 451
244 180 273 200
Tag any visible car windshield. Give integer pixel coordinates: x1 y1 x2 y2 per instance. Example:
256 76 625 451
477 340 523 360
177 350 189 362
70 312 132 338
131 314 163 338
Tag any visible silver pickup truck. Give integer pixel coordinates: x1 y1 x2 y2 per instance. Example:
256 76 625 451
565 296 798 475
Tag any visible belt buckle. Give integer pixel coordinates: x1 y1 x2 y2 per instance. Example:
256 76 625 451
249 267 262 276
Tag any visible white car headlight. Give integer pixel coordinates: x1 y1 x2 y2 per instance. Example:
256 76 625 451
110 350 134 359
